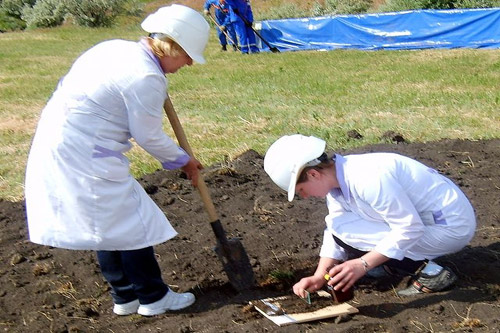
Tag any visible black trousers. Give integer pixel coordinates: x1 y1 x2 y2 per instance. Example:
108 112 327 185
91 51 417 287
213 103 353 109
97 246 168 305
332 235 426 275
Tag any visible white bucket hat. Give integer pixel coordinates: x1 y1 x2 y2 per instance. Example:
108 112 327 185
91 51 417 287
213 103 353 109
141 4 210 64
264 134 326 201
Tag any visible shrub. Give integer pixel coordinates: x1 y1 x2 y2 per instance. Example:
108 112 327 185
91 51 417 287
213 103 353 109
377 0 487 11
263 3 305 20
325 0 373 14
21 0 66 29
454 0 500 8
1 0 36 18
121 0 144 17
379 0 429 11
0 8 26 30
420 0 456 8
310 1 328 16
65 0 124 27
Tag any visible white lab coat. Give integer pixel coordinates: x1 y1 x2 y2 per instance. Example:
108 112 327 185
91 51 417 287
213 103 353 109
319 153 476 261
25 39 189 250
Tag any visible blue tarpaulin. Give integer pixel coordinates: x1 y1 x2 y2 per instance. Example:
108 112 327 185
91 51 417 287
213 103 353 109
257 8 500 52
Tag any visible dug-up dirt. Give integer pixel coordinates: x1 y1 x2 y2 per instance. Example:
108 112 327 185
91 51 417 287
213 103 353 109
1 138 499 332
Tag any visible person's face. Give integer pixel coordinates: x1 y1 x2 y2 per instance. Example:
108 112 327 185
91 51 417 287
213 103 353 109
295 169 332 199
160 53 193 73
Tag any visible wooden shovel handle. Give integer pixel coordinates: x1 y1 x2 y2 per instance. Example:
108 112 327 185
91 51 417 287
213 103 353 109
163 97 219 222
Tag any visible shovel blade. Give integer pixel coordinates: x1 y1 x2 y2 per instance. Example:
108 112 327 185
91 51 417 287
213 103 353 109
214 238 255 291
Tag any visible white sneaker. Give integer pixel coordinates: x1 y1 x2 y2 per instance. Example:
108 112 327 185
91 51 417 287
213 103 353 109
137 289 195 316
113 299 139 315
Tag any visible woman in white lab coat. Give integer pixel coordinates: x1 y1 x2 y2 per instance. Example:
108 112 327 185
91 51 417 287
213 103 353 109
25 5 209 316
264 134 476 298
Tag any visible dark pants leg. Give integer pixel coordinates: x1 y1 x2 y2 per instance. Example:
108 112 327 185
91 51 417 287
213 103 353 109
97 247 168 305
216 26 227 46
332 235 426 275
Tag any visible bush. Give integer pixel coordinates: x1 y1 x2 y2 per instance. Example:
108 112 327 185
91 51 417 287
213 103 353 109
65 0 124 27
420 0 455 8
0 7 26 30
310 1 328 16
263 3 306 19
21 0 66 29
121 0 144 17
454 0 500 8
1 0 36 18
378 0 499 11
325 0 373 14
379 0 430 11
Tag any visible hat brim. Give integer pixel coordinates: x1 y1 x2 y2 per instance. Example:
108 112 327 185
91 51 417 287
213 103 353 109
165 36 206 64
287 165 301 202
190 53 205 64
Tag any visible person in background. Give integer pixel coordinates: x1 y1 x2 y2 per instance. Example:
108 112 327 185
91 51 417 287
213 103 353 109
24 5 210 317
264 134 476 298
225 0 260 54
204 0 238 51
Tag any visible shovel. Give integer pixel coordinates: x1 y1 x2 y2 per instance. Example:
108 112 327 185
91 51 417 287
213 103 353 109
163 96 255 291
233 9 280 53
207 12 240 51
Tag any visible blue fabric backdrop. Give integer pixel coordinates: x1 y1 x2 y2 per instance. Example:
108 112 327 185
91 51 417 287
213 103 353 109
257 8 500 52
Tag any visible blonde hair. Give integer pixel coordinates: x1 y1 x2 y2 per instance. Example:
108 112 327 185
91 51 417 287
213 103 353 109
147 35 187 58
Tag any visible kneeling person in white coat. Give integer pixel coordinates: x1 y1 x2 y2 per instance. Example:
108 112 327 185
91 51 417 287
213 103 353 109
264 134 476 298
25 5 209 316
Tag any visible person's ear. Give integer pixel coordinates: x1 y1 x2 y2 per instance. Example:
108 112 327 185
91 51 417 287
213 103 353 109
306 169 321 180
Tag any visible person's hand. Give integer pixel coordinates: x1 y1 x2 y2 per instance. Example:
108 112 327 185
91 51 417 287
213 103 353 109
220 25 226 31
181 157 203 187
325 258 367 292
292 275 326 299
203 9 210 16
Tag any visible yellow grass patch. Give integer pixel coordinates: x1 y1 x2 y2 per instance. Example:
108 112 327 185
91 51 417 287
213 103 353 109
0 115 39 134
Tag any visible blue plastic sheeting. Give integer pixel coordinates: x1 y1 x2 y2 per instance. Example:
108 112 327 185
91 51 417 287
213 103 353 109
257 8 500 52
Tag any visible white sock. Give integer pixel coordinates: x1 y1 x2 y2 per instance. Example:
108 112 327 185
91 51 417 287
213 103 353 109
421 260 443 275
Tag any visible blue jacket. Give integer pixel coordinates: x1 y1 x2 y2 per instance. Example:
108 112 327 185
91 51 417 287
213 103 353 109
204 0 231 26
225 0 254 23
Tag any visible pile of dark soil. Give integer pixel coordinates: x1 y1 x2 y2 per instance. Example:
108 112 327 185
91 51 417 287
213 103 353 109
1 138 499 332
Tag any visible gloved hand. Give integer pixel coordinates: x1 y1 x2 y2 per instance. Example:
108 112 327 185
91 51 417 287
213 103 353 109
220 25 226 31
203 9 209 16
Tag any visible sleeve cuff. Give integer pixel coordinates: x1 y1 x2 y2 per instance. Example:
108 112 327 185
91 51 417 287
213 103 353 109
161 148 190 170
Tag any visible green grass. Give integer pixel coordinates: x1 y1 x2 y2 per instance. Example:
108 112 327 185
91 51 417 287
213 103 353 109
1 25 499 201
268 269 295 281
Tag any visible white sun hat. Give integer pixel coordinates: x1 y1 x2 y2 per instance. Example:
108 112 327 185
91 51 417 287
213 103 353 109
141 4 210 64
264 134 326 202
